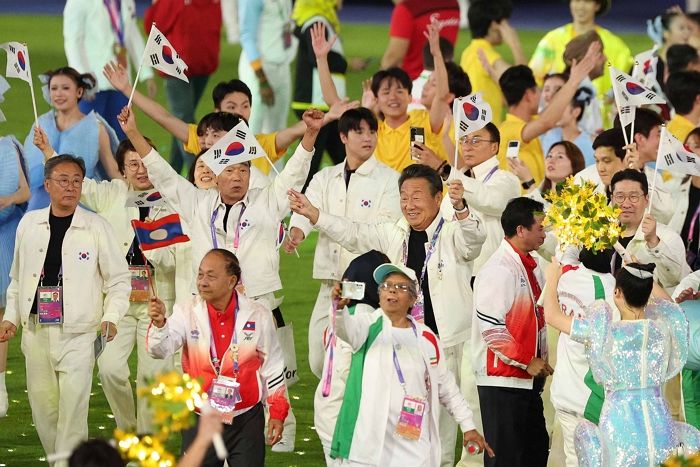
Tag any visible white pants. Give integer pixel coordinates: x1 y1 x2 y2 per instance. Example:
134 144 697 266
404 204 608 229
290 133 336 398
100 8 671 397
456 343 484 467
309 280 334 378
238 51 292 134
439 343 465 467
98 301 175 433
22 318 96 466
551 410 583 467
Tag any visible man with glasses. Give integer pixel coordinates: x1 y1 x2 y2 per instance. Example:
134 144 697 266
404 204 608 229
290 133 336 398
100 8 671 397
288 163 485 466
610 168 689 292
0 154 130 463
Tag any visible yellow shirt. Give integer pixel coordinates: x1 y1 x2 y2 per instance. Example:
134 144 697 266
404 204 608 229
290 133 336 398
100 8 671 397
185 123 284 175
667 114 696 143
376 109 447 172
459 39 504 125
497 113 545 186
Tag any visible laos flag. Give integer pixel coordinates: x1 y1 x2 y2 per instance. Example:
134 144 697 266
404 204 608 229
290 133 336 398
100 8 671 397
199 120 266 175
131 213 190 250
0 41 32 84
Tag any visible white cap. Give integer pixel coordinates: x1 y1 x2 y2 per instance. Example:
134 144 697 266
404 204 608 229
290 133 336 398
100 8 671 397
373 263 418 285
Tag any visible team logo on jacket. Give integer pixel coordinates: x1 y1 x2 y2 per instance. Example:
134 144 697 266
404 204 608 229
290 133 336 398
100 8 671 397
519 275 528 288
239 219 251 233
190 329 200 340
78 251 91 261
243 321 255 340
360 199 372 208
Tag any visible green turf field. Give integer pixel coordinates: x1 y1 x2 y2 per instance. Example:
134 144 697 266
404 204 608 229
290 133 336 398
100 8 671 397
0 14 652 466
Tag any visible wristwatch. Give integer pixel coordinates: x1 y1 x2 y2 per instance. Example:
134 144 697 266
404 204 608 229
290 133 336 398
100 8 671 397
440 162 451 181
455 198 469 213
521 179 535 190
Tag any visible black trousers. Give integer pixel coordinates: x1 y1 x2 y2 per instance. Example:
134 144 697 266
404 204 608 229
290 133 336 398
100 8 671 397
478 385 549 467
181 402 265 467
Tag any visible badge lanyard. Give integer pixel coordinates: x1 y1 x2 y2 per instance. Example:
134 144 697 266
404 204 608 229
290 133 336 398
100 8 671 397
687 204 700 253
321 299 338 397
209 302 240 377
401 218 445 295
392 321 419 395
103 0 124 46
481 166 498 184
210 204 247 251
39 265 63 288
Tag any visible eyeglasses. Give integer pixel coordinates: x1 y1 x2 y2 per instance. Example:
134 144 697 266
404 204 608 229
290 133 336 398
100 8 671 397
48 178 83 188
379 282 413 293
459 136 497 146
612 192 644 204
125 161 145 172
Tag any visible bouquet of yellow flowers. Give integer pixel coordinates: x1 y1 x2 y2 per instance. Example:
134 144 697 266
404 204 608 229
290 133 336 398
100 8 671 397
543 177 622 252
662 451 700 466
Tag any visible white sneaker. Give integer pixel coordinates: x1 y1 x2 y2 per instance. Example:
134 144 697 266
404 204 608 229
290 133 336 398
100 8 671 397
271 439 294 453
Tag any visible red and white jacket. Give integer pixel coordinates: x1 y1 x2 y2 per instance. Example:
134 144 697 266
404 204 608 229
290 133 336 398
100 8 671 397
471 239 547 389
146 293 289 421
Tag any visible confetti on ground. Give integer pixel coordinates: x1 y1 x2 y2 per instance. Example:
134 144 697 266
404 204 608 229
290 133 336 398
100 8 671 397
295 451 305 455
292 395 300 400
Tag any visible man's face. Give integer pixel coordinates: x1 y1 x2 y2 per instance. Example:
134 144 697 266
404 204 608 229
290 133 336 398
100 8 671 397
420 72 437 108
518 215 546 252
203 127 228 150
340 120 377 161
594 146 624 186
217 164 251 202
376 78 410 119
197 253 237 303
44 162 83 213
216 92 251 121
459 128 499 168
122 150 153 191
635 125 661 163
399 178 441 231
612 179 648 227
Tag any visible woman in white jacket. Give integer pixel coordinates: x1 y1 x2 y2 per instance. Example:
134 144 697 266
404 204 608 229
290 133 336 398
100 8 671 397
329 263 493 467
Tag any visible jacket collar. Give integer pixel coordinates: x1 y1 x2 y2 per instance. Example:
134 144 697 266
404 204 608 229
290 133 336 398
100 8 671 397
469 156 499 180
397 211 443 238
331 156 379 178
215 191 250 211
35 205 88 228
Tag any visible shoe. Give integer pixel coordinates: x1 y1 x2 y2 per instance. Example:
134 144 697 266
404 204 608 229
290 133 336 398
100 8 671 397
271 439 294 453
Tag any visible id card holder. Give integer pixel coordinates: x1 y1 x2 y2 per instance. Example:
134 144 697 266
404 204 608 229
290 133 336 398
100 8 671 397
282 21 293 50
129 266 150 302
37 286 63 324
411 291 425 322
209 375 241 425
395 395 426 440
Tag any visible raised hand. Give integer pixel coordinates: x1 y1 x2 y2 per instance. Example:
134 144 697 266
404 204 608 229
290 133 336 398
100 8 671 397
103 61 131 94
311 21 336 59
325 97 360 123
288 189 320 224
302 108 326 132
361 79 377 110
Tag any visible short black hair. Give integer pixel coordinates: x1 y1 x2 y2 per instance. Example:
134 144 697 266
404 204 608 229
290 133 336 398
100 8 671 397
499 65 537 106
115 136 154 174
468 0 511 39
338 107 378 135
398 164 443 197
371 67 412 96
614 107 663 139
446 61 472 100
69 439 125 467
579 247 613 274
501 197 544 238
592 128 626 161
45 154 86 179
666 71 700 115
571 87 594 122
422 37 454 70
667 44 700 74
197 111 245 134
614 262 655 308
610 168 649 195
483 122 501 146
212 79 253 109
205 248 242 279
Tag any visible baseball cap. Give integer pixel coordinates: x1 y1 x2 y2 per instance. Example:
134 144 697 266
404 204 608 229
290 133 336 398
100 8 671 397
373 263 418 285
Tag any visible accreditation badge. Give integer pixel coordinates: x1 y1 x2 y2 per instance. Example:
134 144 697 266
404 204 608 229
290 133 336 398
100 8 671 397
411 291 425 322
394 395 426 440
113 43 127 68
209 376 241 425
129 266 150 302
37 286 63 324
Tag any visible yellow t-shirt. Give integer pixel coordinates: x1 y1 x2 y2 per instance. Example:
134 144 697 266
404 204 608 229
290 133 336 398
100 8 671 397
459 38 504 125
376 109 447 172
497 113 545 186
185 123 283 175
667 114 696 143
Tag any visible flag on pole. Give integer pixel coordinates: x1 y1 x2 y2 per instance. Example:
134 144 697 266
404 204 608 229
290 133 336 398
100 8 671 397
656 127 700 176
131 213 190 250
125 189 166 208
632 46 660 90
200 120 266 175
610 66 665 107
142 25 189 83
617 104 636 133
0 41 32 84
453 93 492 139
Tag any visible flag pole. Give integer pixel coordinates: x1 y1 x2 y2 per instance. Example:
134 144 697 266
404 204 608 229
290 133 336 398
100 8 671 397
23 43 39 128
264 153 300 257
609 64 630 146
647 126 665 215
453 106 459 174
628 110 636 148
127 62 143 108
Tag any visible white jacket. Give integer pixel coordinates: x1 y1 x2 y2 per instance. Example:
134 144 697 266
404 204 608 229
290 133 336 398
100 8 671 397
289 156 401 280
668 177 691 235
5 206 131 333
142 144 313 297
63 0 153 91
80 178 177 302
314 212 486 347
440 157 520 274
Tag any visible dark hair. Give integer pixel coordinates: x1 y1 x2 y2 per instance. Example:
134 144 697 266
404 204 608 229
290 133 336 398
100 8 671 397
610 168 649 195
614 262 656 308
69 439 125 467
590 0 610 17
592 128 626 160
499 65 537 106
542 141 585 191
483 121 501 146
501 197 544 237
197 111 245 133
45 154 86 179
205 248 242 279
579 247 613 274
371 67 412 96
661 11 685 35
446 61 472 100
614 107 663 139
398 164 443 197
212 79 253 109
422 37 454 70
338 107 378 135
667 44 700 74
46 67 96 102
666 71 700 115
571 87 594 122
544 72 569 85
115 137 154 174
342 250 390 308
468 0 510 39
686 126 700 144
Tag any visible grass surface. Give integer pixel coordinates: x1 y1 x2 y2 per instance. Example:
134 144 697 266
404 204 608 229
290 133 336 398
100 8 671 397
0 14 652 466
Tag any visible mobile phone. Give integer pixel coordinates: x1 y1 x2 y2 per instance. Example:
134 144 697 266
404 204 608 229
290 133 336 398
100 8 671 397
341 281 366 300
506 140 520 160
94 333 107 359
410 127 425 160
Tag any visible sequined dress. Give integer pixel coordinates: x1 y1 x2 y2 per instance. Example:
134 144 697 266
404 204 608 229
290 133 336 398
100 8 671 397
571 298 700 466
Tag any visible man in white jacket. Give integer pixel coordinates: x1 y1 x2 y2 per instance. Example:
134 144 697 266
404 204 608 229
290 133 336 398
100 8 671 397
0 155 131 465
285 107 401 378
288 163 486 467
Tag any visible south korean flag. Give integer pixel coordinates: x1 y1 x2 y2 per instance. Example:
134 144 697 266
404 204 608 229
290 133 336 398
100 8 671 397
200 120 267 175
142 24 189 83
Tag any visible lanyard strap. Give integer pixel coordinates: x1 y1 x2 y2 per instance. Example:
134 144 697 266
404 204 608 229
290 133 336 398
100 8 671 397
39 265 63 286
209 302 239 376
321 299 338 397
688 204 700 245
210 204 247 250
391 321 419 395
103 0 124 46
481 166 498 183
401 218 445 287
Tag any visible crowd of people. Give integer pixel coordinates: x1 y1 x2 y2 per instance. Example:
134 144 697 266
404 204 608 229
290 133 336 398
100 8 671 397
2 0 700 466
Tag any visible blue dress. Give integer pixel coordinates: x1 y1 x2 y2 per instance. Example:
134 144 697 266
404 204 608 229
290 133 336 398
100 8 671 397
0 135 26 307
571 299 700 466
23 110 119 211
540 127 596 167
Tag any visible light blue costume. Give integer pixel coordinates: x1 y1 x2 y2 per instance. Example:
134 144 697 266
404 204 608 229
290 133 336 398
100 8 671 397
23 110 118 211
0 135 26 307
571 298 700 466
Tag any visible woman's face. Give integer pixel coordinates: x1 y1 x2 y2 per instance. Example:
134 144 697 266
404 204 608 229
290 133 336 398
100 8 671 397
378 273 416 314
545 144 574 183
686 133 700 155
541 76 565 108
193 158 216 189
49 74 82 111
569 0 599 25
665 15 691 46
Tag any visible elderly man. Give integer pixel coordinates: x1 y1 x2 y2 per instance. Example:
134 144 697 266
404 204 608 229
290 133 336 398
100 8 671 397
147 249 289 466
289 163 486 467
0 154 131 464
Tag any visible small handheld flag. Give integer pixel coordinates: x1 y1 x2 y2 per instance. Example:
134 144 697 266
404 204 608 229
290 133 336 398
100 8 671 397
656 127 700 177
142 25 189 83
610 65 665 144
632 46 660 90
131 213 190 251
0 41 38 127
452 93 493 171
199 120 266 175
125 189 166 208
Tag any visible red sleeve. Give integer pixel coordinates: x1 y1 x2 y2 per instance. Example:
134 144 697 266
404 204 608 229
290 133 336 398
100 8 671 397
389 4 414 39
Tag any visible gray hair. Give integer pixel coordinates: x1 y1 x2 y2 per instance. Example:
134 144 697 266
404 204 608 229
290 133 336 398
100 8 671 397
44 154 86 179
